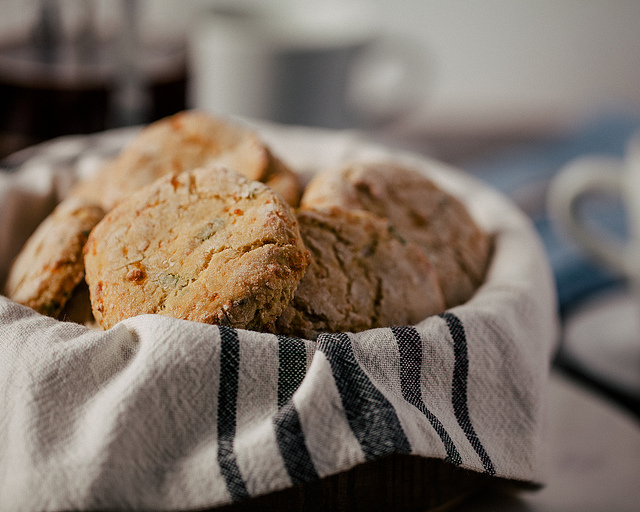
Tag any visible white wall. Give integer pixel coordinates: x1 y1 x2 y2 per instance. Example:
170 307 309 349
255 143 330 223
367 0 640 134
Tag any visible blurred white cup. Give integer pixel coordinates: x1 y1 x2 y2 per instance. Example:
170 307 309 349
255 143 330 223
548 133 640 290
187 2 430 129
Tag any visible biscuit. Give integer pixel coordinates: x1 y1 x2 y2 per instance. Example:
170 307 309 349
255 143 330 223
70 110 299 211
84 165 309 330
300 162 492 308
5 198 105 318
275 207 445 340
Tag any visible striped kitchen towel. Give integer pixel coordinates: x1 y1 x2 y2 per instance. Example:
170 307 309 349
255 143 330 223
0 120 559 510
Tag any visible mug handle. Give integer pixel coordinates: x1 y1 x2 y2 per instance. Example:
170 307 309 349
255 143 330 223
547 156 627 273
346 35 432 127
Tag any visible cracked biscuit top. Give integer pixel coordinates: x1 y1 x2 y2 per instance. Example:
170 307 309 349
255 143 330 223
275 207 446 340
83 166 309 330
300 162 492 308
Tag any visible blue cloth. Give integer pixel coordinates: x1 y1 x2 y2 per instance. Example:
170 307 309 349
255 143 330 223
463 110 640 314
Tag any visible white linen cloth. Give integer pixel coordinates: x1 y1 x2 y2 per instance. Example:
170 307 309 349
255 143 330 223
0 121 559 511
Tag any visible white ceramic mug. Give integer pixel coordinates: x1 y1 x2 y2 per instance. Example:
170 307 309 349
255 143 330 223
547 132 640 285
187 2 430 129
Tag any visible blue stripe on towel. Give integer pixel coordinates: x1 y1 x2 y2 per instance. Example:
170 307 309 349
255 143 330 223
273 401 319 485
217 326 250 501
440 313 496 475
317 332 412 460
391 325 462 465
272 334 319 485
276 335 308 407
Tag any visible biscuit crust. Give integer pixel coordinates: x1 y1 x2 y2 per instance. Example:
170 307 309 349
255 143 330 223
70 110 289 211
300 162 492 307
5 198 105 317
275 207 445 340
84 166 309 330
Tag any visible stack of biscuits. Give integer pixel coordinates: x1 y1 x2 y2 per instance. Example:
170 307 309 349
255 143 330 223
4 111 492 340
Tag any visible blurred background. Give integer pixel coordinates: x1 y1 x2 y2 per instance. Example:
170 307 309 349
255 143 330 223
1 0 639 161
2 0 640 403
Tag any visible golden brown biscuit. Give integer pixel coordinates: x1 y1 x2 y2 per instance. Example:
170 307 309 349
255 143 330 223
84 165 309 330
300 162 492 308
275 207 446 340
70 110 294 211
5 197 105 318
